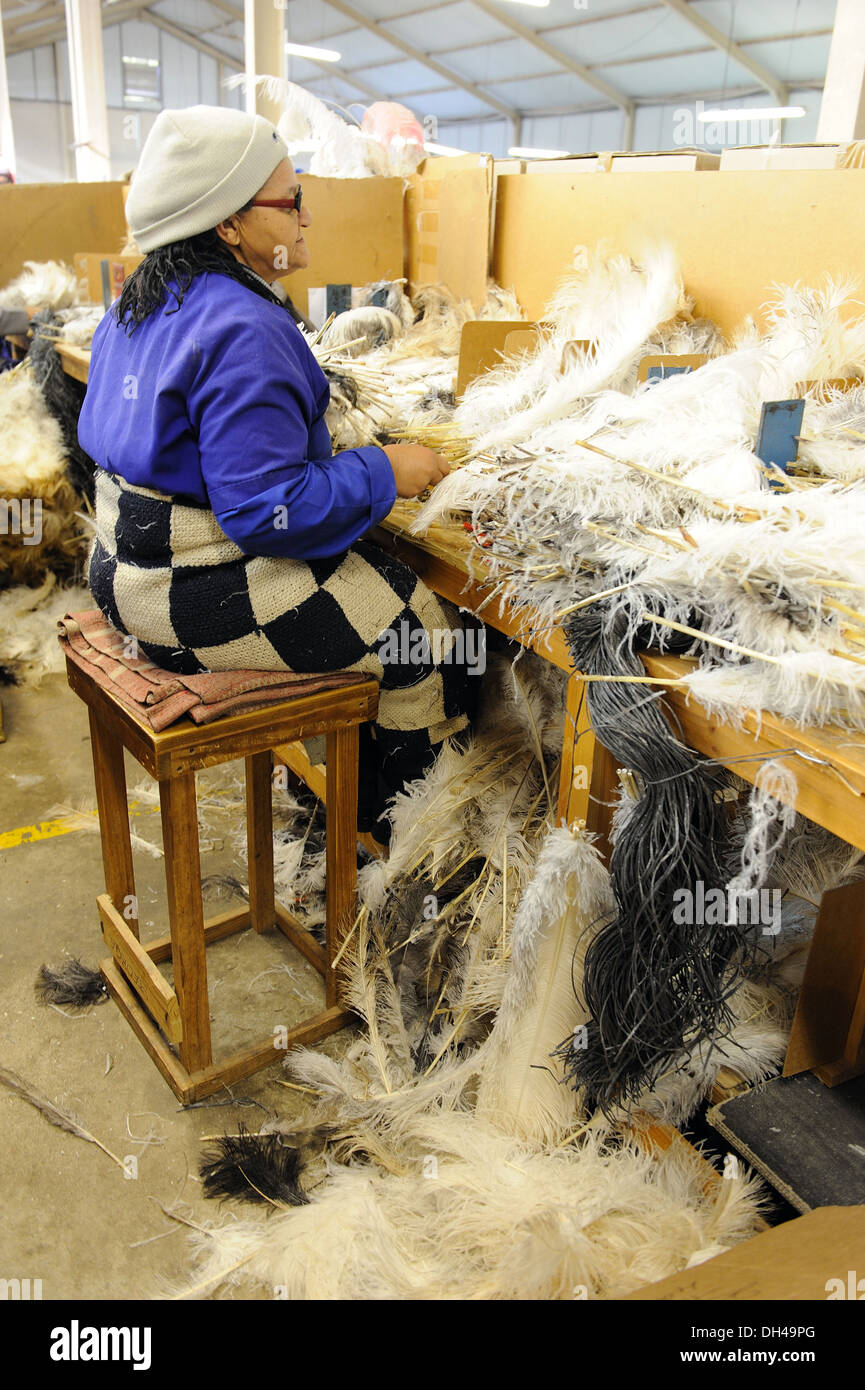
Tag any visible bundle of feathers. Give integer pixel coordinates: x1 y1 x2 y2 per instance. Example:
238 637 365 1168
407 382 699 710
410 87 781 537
0 361 90 584
2 259 81 311
410 260 865 732
314 278 524 451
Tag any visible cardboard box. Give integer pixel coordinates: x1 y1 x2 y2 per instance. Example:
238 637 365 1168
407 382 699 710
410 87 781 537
611 150 720 171
74 252 143 305
0 181 128 291
720 143 845 171
526 154 610 174
277 174 404 318
406 156 494 308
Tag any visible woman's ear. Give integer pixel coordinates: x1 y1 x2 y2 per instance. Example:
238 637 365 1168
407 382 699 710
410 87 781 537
215 217 241 246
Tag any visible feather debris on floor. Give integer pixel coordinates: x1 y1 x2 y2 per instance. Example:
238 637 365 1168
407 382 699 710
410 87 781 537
0 1067 126 1172
35 959 109 1008
180 649 776 1300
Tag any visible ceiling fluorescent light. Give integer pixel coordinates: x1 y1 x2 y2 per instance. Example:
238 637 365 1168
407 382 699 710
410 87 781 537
284 42 341 63
509 145 570 158
698 106 806 122
424 141 471 156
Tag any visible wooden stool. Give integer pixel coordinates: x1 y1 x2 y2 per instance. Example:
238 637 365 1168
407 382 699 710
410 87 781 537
65 656 379 1104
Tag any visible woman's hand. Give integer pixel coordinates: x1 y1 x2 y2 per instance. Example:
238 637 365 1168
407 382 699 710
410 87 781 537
381 444 451 498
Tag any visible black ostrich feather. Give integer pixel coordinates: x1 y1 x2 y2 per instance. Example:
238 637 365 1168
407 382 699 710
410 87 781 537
28 318 96 504
200 1125 309 1206
555 598 750 1113
35 959 109 1007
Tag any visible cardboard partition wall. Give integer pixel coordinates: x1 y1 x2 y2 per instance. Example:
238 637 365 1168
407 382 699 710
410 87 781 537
456 319 534 397
406 154 494 309
492 167 865 336
277 174 404 318
0 181 129 293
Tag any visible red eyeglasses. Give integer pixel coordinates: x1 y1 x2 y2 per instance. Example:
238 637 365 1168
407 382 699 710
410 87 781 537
252 186 303 215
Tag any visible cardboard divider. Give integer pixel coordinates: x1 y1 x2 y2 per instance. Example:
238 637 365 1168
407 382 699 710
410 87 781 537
456 319 533 397
74 252 142 305
492 167 865 335
784 880 865 1086
279 174 404 318
407 154 494 308
636 352 709 382
0 181 129 292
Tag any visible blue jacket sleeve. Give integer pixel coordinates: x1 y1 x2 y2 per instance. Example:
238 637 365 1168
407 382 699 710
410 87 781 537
188 310 396 560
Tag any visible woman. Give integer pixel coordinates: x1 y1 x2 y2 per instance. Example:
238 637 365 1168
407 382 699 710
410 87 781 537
78 105 479 842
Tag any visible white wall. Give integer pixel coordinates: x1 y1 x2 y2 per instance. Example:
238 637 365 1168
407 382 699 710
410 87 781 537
4 21 242 182
435 88 823 160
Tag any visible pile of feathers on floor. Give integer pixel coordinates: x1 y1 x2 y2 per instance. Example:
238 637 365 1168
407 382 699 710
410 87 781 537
184 645 864 1300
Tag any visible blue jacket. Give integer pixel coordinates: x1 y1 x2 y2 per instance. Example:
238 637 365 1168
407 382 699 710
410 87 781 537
77 272 397 559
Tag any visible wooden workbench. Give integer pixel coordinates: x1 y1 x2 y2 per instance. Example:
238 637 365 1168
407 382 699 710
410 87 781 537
373 502 865 856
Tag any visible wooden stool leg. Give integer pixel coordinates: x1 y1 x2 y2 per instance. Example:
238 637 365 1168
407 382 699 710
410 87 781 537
246 751 275 932
87 707 139 938
159 771 212 1073
325 723 359 1008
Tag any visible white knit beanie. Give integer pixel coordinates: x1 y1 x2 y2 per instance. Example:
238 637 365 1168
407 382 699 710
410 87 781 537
126 105 288 252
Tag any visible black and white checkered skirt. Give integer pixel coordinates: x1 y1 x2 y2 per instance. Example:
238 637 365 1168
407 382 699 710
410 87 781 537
87 468 479 824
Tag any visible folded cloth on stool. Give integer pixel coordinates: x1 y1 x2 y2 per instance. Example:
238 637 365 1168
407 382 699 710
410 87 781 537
57 609 368 731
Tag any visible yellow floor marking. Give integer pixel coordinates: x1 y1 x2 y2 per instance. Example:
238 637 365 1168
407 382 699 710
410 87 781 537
0 800 161 850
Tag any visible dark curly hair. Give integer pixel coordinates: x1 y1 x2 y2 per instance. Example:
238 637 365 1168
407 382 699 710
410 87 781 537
113 199 286 332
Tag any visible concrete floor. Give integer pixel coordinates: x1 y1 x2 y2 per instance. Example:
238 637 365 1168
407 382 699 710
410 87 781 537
0 671 348 1300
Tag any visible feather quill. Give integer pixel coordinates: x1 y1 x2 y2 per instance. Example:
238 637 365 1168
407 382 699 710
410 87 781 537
0 1067 125 1170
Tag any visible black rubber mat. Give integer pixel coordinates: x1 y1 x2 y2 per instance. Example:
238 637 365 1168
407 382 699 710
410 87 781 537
707 1072 865 1213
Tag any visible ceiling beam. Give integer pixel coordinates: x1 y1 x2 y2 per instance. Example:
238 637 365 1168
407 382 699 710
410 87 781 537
318 0 520 124
467 0 633 115
143 11 242 69
657 0 787 104
4 3 64 36
177 0 391 104
420 27 832 71
433 78 824 127
4 0 144 53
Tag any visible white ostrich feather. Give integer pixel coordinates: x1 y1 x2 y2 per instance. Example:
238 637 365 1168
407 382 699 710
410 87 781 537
225 74 390 178
0 577 91 684
476 825 614 1143
320 307 404 356
456 245 689 451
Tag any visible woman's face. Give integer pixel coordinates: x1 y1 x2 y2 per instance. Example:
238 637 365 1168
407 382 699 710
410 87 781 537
215 157 312 283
